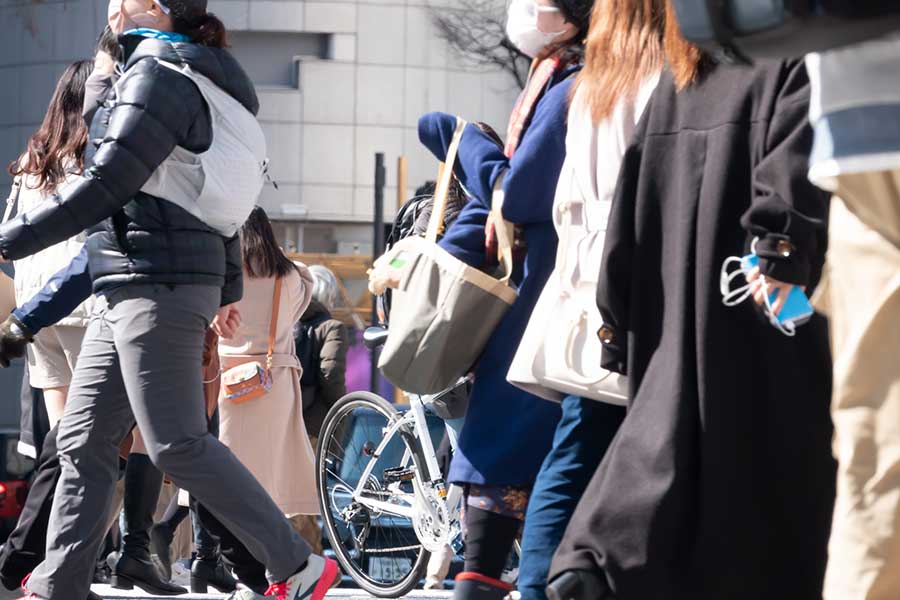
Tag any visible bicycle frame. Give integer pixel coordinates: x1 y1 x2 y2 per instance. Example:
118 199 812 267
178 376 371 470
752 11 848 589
350 394 462 534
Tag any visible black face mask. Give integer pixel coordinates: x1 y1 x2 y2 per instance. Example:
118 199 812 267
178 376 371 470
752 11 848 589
82 71 116 127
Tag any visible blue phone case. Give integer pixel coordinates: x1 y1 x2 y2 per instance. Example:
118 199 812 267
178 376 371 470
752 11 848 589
740 254 813 326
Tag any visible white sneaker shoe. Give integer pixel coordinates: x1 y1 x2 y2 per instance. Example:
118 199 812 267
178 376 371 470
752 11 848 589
264 555 338 600
227 584 267 599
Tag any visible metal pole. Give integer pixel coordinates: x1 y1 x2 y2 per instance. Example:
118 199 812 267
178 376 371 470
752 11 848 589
397 156 408 212
370 153 386 393
394 156 408 405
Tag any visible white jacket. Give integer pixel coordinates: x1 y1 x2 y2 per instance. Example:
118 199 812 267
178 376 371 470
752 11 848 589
13 172 94 328
509 76 658 402
552 77 659 289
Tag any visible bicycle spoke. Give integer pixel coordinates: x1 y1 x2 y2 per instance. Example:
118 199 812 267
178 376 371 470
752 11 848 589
324 468 355 494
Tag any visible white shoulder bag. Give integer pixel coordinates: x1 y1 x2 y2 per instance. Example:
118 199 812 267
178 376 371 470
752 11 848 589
507 160 627 405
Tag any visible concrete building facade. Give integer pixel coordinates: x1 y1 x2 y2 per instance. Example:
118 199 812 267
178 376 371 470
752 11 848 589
0 0 519 254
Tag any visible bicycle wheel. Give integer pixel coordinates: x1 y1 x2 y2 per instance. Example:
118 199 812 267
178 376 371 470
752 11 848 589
316 392 430 598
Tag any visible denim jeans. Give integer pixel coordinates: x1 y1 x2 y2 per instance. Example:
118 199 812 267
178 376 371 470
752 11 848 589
518 396 626 600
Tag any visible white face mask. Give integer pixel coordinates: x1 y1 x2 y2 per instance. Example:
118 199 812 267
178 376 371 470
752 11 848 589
108 0 170 35
506 0 566 58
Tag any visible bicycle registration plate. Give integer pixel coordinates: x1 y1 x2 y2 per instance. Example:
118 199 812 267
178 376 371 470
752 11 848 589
369 557 412 582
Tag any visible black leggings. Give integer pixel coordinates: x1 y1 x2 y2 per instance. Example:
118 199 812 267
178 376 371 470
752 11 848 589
0 424 122 591
464 506 520 579
0 426 60 590
156 493 219 560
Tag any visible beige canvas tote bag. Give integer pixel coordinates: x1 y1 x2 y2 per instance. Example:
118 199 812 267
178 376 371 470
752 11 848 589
377 118 518 395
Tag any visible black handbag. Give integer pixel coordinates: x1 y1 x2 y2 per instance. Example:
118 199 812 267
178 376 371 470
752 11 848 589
672 0 900 64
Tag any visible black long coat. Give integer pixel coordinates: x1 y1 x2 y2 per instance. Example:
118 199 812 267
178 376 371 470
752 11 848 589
550 61 836 599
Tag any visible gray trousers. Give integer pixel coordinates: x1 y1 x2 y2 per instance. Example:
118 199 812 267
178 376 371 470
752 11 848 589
28 285 310 600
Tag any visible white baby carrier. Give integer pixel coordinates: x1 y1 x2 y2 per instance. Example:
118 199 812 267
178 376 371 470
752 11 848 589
116 58 268 237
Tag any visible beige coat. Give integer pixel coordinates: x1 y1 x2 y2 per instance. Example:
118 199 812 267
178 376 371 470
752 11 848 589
218 265 319 515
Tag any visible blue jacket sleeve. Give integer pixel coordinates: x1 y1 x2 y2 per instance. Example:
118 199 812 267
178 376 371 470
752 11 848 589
13 246 92 335
418 77 573 265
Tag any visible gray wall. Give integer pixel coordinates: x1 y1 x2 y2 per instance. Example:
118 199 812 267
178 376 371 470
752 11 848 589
0 0 109 188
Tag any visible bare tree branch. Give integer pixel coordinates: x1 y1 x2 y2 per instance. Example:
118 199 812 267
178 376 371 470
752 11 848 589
429 0 531 90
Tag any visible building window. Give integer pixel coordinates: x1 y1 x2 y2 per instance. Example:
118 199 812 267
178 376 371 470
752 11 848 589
227 32 329 87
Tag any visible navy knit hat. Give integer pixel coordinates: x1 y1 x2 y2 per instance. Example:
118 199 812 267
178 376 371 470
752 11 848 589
555 0 594 37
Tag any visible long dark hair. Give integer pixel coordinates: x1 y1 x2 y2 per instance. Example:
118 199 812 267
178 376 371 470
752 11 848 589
167 1 229 48
9 60 92 194
240 206 299 279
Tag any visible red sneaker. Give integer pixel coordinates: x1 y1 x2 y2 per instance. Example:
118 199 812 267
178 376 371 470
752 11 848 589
17 573 43 599
264 555 338 600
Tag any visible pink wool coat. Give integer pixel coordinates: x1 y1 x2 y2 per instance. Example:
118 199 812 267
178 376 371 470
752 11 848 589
217 265 320 515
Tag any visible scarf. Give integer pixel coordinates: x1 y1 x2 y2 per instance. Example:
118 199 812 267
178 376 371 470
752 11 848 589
504 56 563 158
485 55 569 266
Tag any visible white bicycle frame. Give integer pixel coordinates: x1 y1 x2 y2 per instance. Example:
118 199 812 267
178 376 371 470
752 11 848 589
348 393 462 543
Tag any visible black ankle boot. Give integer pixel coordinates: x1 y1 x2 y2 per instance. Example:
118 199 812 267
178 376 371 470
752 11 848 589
191 555 237 593
453 572 513 599
546 569 615 600
111 454 186 596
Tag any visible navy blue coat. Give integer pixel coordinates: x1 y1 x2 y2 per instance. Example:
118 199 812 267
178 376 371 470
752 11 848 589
417 65 579 487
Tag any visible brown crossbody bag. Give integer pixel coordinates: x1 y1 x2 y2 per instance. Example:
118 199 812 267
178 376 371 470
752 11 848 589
222 278 282 403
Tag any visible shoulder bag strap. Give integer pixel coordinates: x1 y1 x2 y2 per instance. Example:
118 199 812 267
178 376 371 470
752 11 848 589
3 176 22 224
425 117 467 243
266 277 283 371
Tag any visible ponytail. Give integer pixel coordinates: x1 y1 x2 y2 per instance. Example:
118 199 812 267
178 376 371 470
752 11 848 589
173 12 229 48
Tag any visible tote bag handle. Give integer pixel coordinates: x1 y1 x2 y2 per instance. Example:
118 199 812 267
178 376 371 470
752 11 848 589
426 118 467 243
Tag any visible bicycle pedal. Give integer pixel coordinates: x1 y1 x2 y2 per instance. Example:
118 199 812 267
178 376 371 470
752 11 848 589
383 466 416 483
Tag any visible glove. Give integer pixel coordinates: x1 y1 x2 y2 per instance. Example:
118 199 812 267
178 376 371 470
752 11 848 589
418 112 464 163
0 314 34 368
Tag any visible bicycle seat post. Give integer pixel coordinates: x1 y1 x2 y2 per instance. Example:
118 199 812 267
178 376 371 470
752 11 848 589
363 326 390 350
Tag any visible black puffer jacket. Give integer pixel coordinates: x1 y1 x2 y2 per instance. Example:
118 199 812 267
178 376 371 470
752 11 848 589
0 35 259 305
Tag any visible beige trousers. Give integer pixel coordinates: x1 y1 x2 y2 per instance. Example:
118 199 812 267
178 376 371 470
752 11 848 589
815 171 900 600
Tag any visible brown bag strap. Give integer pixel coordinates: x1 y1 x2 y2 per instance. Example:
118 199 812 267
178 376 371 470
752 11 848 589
266 278 282 370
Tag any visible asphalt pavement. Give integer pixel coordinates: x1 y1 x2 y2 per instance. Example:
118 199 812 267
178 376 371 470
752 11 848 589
0 586 453 599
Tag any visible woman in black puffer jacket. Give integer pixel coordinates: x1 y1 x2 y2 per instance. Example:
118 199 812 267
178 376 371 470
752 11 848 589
0 2 336 600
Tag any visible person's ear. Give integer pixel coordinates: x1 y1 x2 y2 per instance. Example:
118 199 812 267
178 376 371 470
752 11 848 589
144 0 165 17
